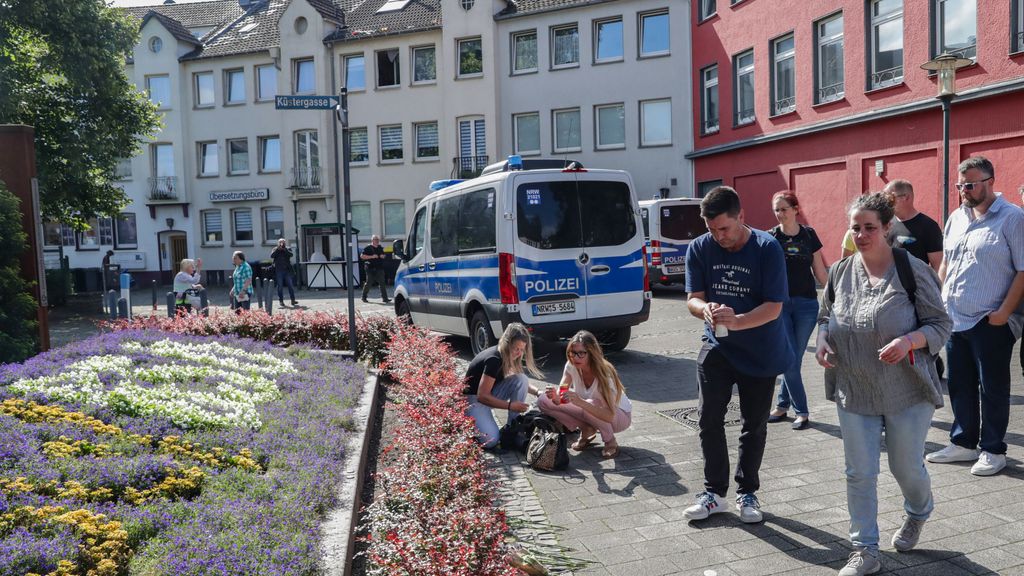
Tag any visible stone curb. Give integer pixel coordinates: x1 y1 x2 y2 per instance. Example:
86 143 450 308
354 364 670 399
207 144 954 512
320 366 381 576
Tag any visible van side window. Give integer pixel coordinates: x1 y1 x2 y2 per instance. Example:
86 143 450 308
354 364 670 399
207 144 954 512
410 206 427 256
578 181 635 247
660 204 704 240
640 208 650 239
458 188 496 253
517 181 582 249
431 196 460 258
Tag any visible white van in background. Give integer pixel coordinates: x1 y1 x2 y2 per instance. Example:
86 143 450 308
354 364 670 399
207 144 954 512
639 198 705 286
393 158 651 354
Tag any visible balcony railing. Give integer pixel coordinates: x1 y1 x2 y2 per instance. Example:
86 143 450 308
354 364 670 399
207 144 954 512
702 118 719 134
452 155 489 179
772 96 796 116
946 44 976 60
1016 31 1024 53
871 66 903 90
734 107 755 125
290 166 322 190
147 176 180 201
816 81 844 104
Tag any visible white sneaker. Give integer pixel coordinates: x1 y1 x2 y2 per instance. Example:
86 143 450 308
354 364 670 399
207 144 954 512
971 451 1006 476
838 549 881 576
736 493 764 524
925 444 979 463
683 491 726 521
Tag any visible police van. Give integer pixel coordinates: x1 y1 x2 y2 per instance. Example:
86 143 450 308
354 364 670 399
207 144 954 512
392 157 651 355
638 198 704 286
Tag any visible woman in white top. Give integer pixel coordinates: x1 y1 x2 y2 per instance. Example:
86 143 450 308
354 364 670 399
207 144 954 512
538 330 632 458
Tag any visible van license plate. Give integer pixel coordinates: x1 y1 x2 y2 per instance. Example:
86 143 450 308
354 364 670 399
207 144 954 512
666 265 685 274
533 301 575 315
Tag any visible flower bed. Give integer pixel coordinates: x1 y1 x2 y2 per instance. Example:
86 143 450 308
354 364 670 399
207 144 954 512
101 310 400 367
0 330 365 575
359 325 517 576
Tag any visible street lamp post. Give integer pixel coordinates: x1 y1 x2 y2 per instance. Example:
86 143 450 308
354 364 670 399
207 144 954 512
920 53 972 225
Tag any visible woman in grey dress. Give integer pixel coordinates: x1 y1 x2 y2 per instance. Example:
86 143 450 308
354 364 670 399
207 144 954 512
816 192 951 576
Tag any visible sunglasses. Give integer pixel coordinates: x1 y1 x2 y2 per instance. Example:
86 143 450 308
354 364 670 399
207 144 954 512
955 177 992 192
569 350 588 358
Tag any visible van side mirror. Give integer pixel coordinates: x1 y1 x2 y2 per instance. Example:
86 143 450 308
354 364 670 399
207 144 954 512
392 239 408 261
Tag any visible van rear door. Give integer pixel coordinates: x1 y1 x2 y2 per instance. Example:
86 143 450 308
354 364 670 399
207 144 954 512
513 175 588 326
657 202 704 276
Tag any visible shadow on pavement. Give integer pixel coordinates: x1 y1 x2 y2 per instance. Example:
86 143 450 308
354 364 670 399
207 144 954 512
528 446 690 500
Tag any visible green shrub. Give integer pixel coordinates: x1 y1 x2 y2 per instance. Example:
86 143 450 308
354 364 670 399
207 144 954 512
0 180 39 363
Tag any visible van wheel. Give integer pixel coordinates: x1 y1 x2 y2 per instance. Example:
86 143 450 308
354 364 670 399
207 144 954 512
396 299 412 325
599 327 631 353
470 310 496 356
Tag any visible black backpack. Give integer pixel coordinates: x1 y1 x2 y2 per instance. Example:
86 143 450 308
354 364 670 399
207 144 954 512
500 407 544 452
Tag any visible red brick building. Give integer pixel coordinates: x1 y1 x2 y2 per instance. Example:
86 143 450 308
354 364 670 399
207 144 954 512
687 0 1024 262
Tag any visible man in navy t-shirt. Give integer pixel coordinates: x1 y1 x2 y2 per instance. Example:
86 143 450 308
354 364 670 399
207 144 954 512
683 186 792 525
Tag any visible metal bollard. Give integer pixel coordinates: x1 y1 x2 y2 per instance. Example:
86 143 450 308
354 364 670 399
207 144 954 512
199 289 209 317
117 298 129 319
106 290 119 319
265 280 274 315
255 277 264 309
166 292 176 317
151 280 158 310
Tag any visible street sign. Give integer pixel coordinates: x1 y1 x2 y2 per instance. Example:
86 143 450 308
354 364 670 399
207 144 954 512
274 95 340 110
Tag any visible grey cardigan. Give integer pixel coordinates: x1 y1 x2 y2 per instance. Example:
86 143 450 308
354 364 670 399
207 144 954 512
818 254 952 416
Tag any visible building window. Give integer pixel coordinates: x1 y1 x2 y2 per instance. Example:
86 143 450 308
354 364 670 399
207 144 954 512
414 122 439 159
293 58 315 94
61 223 75 247
700 64 719 134
227 138 249 175
114 213 137 249
377 49 401 87
194 72 214 107
344 54 365 90
551 24 579 68
512 30 538 73
232 208 254 244
594 18 624 63
382 200 405 238
98 217 114 245
43 221 62 249
1015 0 1024 53
733 50 755 125
412 46 436 83
263 207 285 243
295 130 319 185
815 13 845 104
78 217 100 250
553 108 582 153
513 112 541 155
256 64 276 101
115 158 133 180
771 34 796 115
202 210 223 244
595 103 625 150
259 135 280 173
349 127 369 164
699 0 716 22
639 10 670 56
379 125 403 162
225 68 245 104
146 75 171 108
697 179 723 197
640 99 672 146
457 37 483 77
352 202 371 239
198 141 218 176
869 0 903 88
933 0 976 59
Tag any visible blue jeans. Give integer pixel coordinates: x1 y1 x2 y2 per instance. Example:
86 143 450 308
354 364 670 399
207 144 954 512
466 373 529 448
776 296 818 416
275 267 296 302
946 319 1016 454
838 402 934 555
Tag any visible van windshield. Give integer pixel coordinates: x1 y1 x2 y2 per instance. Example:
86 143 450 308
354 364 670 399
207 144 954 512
516 181 635 249
659 204 704 241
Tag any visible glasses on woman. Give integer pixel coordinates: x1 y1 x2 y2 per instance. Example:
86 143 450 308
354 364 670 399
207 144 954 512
570 350 588 358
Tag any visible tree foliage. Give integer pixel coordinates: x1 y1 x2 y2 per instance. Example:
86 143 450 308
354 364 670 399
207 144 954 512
0 0 160 226
0 180 39 363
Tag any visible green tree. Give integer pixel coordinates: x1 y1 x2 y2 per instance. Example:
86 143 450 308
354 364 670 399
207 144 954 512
0 0 160 226
0 180 39 363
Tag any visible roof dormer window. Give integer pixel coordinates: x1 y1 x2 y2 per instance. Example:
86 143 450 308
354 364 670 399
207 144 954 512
377 0 411 14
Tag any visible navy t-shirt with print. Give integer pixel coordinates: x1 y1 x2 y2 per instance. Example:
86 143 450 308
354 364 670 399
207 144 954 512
685 228 793 377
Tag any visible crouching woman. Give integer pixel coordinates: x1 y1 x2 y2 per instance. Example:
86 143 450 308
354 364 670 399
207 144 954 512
538 331 632 458
464 323 542 449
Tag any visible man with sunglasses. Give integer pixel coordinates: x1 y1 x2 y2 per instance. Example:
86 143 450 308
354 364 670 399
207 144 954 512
927 156 1024 476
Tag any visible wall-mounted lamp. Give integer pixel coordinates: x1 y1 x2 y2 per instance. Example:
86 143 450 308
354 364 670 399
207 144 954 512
309 210 317 223
165 217 174 229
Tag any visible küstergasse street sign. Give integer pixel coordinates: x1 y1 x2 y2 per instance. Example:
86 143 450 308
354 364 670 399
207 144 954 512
274 95 340 110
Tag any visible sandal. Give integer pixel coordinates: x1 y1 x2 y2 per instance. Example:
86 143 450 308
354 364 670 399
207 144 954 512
601 442 620 459
572 432 597 451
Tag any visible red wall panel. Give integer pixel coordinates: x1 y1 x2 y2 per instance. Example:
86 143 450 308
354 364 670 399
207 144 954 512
790 162 850 263
733 170 786 231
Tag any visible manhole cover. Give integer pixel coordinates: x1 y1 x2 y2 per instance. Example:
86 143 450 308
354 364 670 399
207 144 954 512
658 401 742 431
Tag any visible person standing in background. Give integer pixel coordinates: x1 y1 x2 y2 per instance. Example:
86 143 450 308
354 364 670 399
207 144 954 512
230 251 254 313
271 238 298 307
884 180 943 272
361 235 390 304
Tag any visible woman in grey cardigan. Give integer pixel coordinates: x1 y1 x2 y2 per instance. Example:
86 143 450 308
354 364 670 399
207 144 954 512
816 192 952 576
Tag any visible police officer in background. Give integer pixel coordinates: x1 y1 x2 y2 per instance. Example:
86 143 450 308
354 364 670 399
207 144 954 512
360 235 390 304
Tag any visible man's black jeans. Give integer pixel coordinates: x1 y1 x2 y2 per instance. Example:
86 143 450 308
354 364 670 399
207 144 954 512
697 343 776 497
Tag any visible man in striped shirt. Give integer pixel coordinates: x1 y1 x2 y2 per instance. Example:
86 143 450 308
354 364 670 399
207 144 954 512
926 156 1024 477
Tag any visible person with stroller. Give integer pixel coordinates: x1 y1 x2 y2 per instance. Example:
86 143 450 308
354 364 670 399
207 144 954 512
173 258 203 314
